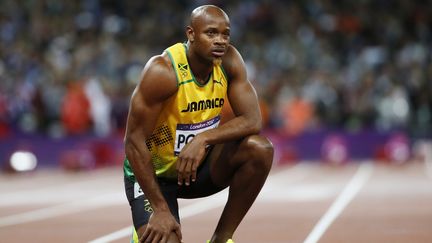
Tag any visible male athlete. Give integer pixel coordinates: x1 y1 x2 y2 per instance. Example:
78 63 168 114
123 5 273 243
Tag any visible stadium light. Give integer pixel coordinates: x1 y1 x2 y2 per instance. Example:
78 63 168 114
9 151 38 172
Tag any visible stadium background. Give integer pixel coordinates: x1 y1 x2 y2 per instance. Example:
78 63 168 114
1 1 432 243
1 0 431 169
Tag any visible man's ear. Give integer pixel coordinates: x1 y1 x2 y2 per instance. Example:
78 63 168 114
186 26 194 42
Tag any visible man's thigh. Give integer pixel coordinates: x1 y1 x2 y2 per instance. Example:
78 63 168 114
205 138 254 187
177 146 227 198
177 138 249 199
204 134 273 188
124 177 180 229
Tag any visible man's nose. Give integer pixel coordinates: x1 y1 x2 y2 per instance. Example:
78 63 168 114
214 34 227 44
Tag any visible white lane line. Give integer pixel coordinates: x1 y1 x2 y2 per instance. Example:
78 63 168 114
88 163 312 243
0 193 124 227
0 186 122 206
1 174 120 199
303 162 374 243
88 227 132 243
88 193 229 243
0 168 120 190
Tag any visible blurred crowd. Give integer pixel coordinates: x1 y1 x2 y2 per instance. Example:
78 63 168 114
0 0 431 140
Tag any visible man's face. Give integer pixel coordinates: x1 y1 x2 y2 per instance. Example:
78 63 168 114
190 12 230 63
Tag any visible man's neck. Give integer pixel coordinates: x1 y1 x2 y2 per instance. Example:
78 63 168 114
186 43 213 84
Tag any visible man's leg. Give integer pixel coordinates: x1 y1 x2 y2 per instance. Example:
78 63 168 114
135 225 180 243
125 177 181 243
207 134 274 242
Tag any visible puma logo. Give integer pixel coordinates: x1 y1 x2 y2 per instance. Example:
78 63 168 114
213 80 223 86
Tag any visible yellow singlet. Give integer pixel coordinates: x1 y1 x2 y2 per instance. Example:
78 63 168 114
124 43 228 180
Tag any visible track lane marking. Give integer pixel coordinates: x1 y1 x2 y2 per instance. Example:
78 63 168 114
0 193 124 227
303 162 374 243
88 163 313 243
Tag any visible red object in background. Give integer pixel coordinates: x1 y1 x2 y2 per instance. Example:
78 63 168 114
0 121 10 138
278 145 298 165
92 141 118 168
59 140 123 172
59 149 95 171
61 82 91 134
283 96 314 137
374 146 387 162
337 13 361 34
263 130 298 166
375 133 411 164
0 93 10 138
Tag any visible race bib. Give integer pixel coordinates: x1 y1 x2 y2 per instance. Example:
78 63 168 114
174 116 220 155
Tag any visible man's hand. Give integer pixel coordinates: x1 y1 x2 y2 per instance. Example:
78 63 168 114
176 134 207 186
140 211 182 243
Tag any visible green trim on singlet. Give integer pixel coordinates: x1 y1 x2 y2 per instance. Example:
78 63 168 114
123 158 135 181
220 65 229 82
166 50 180 87
178 79 194 86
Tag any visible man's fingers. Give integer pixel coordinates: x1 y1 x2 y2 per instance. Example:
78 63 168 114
151 233 162 243
176 158 180 171
191 161 198 182
160 234 168 243
177 155 201 186
140 227 151 242
175 225 183 241
184 160 193 186
177 158 187 185
177 159 185 185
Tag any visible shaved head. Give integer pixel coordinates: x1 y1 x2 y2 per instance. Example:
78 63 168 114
189 5 230 28
185 5 231 66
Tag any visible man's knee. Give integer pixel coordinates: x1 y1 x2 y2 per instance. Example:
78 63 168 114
136 225 181 243
167 232 182 243
241 135 274 171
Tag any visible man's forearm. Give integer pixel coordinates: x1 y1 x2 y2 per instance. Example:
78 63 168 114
125 141 170 212
200 115 261 146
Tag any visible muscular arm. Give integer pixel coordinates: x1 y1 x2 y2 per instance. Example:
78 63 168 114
124 54 181 241
177 45 262 185
199 45 262 144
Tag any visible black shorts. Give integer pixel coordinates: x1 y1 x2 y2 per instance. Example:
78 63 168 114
124 157 226 230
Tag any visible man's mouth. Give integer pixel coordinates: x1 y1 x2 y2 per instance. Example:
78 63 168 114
211 49 225 57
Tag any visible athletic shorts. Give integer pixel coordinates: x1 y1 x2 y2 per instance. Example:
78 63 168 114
124 157 226 230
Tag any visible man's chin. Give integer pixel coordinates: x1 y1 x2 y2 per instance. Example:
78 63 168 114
213 58 222 66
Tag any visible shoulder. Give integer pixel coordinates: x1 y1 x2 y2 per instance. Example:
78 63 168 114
141 53 176 86
221 44 247 80
135 52 178 102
